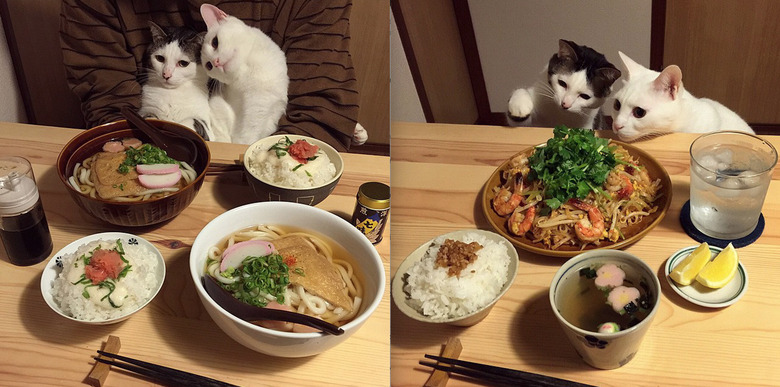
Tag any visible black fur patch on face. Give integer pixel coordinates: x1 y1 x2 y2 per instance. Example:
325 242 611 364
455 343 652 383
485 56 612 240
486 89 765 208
146 22 204 66
547 39 621 98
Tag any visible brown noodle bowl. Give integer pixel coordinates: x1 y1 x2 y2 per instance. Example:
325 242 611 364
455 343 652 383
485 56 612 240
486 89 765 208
205 225 363 327
493 144 663 250
67 153 197 202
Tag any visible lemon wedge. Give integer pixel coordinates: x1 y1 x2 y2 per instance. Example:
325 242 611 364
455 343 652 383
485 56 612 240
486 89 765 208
669 242 711 286
695 243 738 289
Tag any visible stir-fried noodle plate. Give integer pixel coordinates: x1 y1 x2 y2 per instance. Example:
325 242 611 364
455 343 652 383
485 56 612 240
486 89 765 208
481 127 672 257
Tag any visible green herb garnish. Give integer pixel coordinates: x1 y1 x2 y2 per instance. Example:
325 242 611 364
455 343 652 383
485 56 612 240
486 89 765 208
72 239 132 308
267 136 319 171
117 143 178 174
220 253 291 307
528 126 618 209
268 136 294 158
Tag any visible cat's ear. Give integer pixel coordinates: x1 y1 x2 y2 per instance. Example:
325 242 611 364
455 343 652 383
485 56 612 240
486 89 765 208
597 67 622 86
148 21 166 42
617 51 646 80
200 4 229 28
653 65 683 100
557 39 578 63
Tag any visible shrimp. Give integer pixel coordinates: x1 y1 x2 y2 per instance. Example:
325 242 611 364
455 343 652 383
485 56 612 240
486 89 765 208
493 173 524 216
569 198 605 242
607 171 634 199
505 153 530 178
508 205 536 236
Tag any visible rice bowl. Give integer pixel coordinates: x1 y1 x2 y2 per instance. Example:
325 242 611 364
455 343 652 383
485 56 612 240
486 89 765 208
41 232 165 325
242 135 344 206
392 229 519 326
246 136 337 188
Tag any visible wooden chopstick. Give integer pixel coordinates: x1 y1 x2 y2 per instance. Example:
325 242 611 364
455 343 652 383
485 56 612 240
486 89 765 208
421 355 595 387
95 350 238 387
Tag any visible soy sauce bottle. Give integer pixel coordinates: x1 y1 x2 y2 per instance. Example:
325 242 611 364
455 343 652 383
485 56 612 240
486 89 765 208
0 157 53 266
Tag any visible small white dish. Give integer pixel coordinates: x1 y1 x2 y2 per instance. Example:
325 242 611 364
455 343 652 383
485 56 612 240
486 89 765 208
665 245 748 308
41 232 165 325
391 229 518 326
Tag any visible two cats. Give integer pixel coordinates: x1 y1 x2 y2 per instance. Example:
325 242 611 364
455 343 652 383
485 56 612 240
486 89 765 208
140 4 367 146
507 40 754 141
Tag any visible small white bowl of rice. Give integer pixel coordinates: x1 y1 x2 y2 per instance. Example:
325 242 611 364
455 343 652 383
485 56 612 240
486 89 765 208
41 232 165 325
243 135 344 206
392 229 519 326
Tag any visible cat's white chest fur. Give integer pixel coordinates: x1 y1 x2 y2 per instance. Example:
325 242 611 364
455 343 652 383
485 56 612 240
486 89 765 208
200 5 289 145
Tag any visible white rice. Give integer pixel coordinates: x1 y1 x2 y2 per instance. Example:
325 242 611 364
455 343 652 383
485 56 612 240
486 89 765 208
247 145 336 188
404 232 510 319
51 239 160 321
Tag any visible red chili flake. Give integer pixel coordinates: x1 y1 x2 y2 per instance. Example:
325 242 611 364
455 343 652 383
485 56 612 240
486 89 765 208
287 140 319 164
283 255 297 267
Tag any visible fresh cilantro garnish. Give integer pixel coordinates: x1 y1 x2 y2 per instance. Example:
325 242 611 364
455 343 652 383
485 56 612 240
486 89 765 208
528 126 618 209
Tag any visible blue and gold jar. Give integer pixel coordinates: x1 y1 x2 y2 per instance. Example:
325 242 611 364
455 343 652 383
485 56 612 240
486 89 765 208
351 182 390 244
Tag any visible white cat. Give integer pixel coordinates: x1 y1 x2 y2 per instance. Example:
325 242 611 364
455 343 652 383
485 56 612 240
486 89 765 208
609 52 754 142
507 40 621 129
139 22 217 140
200 4 289 145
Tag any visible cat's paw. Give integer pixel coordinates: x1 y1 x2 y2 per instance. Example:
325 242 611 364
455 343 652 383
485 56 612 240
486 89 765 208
507 88 533 124
352 123 368 146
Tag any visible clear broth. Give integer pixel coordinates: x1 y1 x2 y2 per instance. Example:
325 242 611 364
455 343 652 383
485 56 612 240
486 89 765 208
556 261 653 332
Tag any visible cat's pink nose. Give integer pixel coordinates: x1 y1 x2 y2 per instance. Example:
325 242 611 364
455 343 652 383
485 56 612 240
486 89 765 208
612 122 624 132
561 101 571 110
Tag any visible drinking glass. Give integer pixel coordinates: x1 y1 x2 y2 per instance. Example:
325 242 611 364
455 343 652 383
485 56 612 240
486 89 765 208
689 131 777 240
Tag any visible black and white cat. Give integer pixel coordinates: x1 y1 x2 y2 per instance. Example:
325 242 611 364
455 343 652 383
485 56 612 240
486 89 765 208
139 22 216 141
199 4 289 145
608 52 755 141
507 39 621 129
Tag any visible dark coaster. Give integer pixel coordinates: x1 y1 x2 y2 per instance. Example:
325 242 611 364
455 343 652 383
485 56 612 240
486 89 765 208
679 200 764 248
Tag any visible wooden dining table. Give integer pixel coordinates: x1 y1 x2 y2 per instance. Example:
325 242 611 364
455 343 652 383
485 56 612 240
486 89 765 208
0 122 390 386
390 122 780 386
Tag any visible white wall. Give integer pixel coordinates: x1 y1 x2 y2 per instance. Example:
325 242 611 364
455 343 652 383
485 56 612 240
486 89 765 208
0 16 27 123
390 13 426 124
469 0 652 113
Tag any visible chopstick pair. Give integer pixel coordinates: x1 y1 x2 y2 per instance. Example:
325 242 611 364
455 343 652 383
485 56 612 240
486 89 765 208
420 354 595 387
94 350 237 387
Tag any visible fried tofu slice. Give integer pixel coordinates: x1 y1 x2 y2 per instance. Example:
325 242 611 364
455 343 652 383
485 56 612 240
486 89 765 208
273 235 352 311
92 152 146 199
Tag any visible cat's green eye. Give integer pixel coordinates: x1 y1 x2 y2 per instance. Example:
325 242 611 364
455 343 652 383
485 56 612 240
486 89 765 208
558 80 567 89
154 55 165 63
178 60 189 67
211 36 218 49
614 100 621 110
579 94 591 100
632 107 646 118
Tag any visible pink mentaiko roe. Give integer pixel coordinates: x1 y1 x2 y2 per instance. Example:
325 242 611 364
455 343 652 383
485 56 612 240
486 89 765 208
594 263 625 289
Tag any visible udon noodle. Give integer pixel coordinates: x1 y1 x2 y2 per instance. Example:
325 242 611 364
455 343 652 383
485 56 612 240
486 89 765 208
493 143 663 250
68 147 197 202
205 225 363 328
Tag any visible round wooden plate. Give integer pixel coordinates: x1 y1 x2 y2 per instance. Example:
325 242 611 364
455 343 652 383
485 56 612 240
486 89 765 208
480 140 673 258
